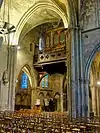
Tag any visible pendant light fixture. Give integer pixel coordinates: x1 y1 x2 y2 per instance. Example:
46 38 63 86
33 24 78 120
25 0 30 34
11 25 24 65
0 0 16 85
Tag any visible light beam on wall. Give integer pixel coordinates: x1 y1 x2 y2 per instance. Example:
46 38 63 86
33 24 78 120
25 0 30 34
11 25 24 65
97 81 100 86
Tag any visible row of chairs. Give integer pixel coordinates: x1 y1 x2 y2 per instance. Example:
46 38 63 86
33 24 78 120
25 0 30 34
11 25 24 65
0 111 100 133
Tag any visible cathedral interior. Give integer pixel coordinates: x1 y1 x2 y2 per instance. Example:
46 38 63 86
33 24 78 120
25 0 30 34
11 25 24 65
0 0 100 132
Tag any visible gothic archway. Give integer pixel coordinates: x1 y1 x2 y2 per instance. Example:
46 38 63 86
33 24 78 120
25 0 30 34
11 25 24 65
85 43 100 79
13 0 71 46
84 43 100 116
15 64 32 110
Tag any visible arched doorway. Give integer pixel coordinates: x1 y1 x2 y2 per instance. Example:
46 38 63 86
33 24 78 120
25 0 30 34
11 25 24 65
89 52 100 116
15 65 32 110
84 43 100 117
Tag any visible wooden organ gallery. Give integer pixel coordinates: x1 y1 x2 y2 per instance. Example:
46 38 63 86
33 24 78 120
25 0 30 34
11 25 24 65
33 23 70 113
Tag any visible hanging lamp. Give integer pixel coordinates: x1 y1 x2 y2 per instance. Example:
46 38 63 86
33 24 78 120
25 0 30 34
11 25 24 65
0 0 16 85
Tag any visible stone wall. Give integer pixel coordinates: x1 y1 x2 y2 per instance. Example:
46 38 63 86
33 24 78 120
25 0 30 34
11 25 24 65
49 74 63 96
0 39 8 110
83 29 100 66
16 29 38 89
80 0 97 30
80 0 100 71
0 43 7 79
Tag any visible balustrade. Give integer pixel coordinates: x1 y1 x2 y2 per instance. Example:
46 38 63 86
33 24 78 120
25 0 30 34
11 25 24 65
33 27 70 64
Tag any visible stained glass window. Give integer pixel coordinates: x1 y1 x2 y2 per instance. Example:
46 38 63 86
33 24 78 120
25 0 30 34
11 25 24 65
40 74 49 88
41 77 45 88
45 74 48 87
21 72 28 89
39 36 45 51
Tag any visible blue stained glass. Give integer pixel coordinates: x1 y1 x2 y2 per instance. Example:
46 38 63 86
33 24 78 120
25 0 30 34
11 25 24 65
45 74 48 87
41 78 45 88
39 36 45 51
40 74 49 88
21 73 28 89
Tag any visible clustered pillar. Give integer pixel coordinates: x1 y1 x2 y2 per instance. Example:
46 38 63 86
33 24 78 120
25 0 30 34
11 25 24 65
71 27 89 118
0 45 17 111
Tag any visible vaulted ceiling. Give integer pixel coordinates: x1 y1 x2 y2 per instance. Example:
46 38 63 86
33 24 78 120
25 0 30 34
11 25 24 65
0 0 69 43
19 9 61 41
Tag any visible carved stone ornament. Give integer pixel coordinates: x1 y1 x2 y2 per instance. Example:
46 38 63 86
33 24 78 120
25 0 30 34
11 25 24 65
2 70 9 85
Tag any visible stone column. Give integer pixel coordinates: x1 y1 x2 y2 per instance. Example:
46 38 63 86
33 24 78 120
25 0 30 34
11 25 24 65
98 88 100 116
84 79 89 117
7 45 17 111
96 87 99 116
0 81 9 111
66 60 72 118
60 77 63 112
70 28 77 118
70 24 89 118
31 88 37 108
71 27 83 118
0 45 17 111
91 86 97 116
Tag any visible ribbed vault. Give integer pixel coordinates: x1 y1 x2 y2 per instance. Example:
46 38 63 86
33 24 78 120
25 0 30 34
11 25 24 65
14 0 69 45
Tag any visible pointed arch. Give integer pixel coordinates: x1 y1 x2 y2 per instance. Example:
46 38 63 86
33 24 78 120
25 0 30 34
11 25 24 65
13 0 75 46
17 64 32 87
85 43 100 80
39 92 44 98
54 92 60 99
38 72 49 85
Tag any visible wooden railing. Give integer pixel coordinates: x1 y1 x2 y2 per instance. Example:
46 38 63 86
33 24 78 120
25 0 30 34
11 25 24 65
33 28 71 64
